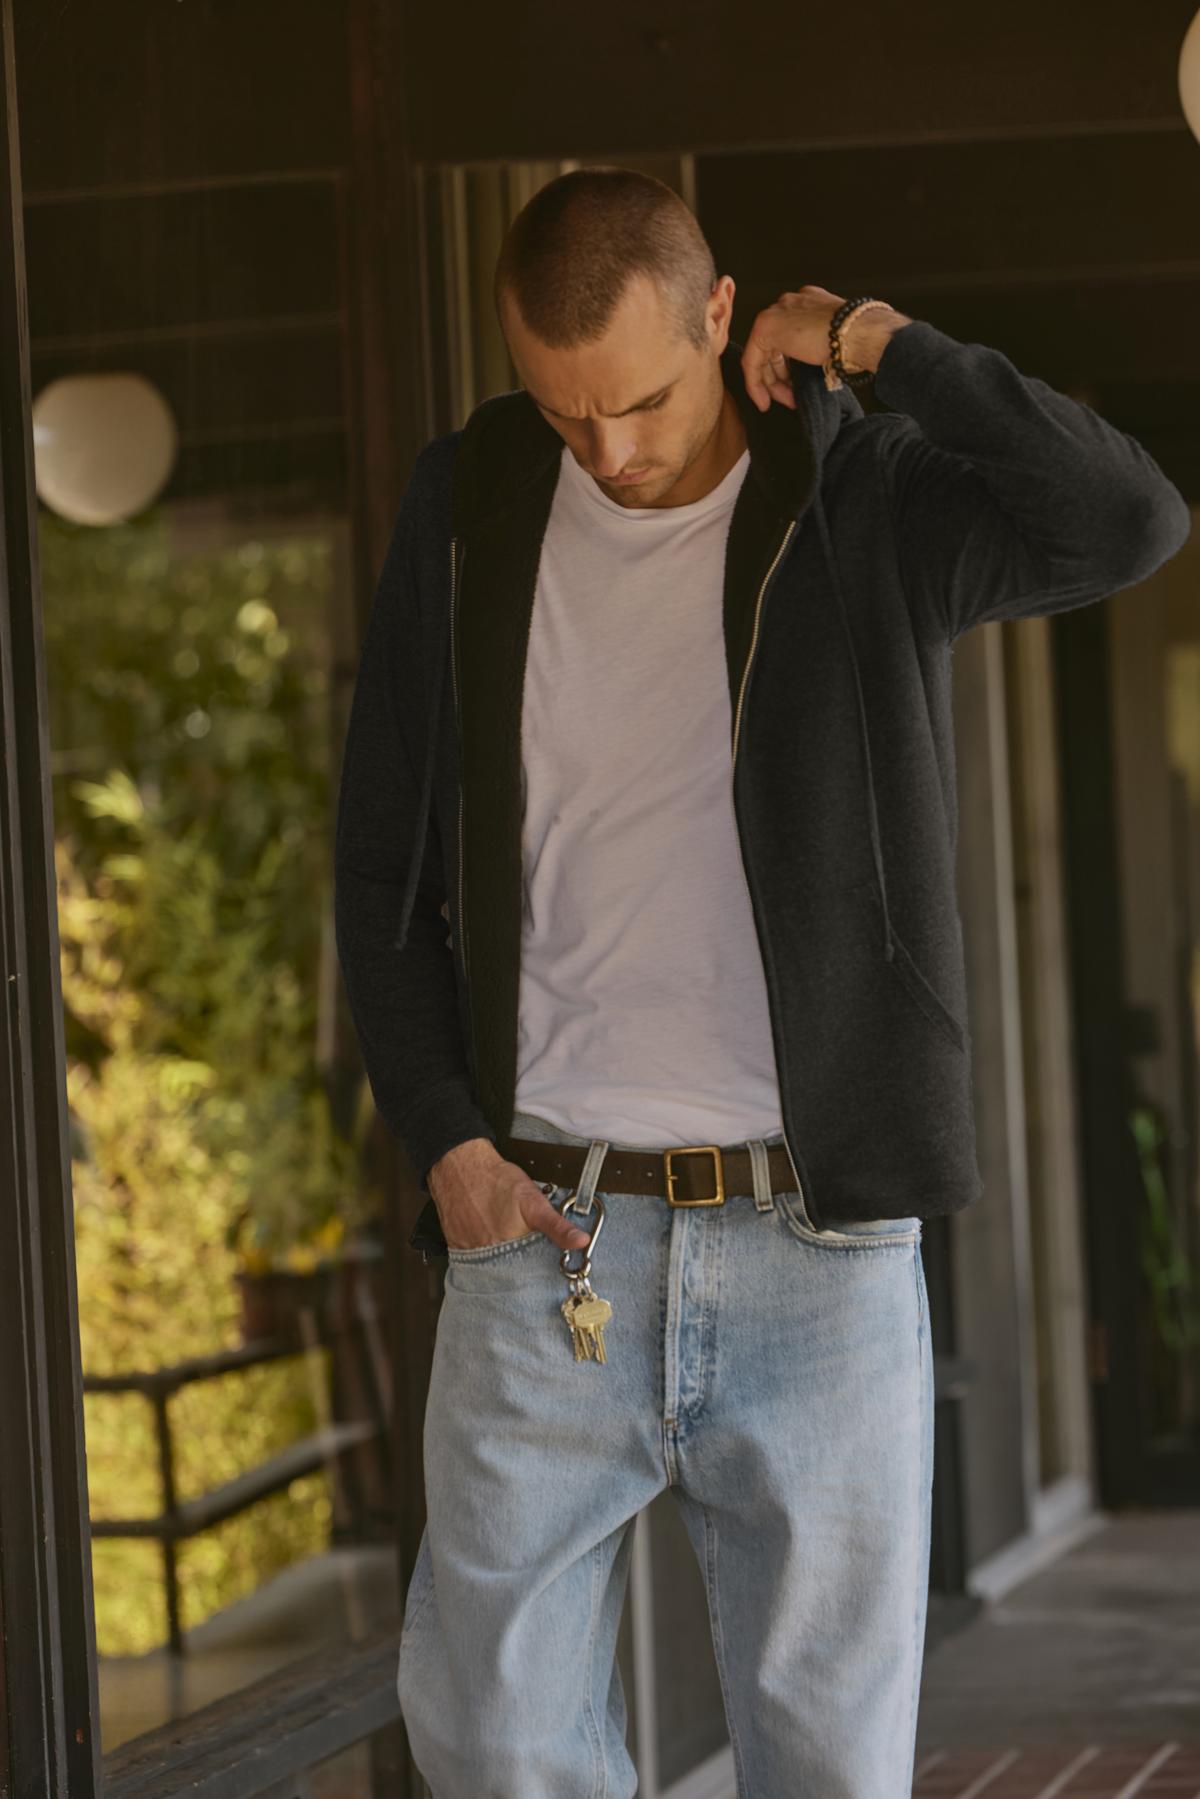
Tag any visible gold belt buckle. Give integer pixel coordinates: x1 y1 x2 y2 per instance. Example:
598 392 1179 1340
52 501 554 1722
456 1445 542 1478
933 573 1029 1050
664 1145 725 1207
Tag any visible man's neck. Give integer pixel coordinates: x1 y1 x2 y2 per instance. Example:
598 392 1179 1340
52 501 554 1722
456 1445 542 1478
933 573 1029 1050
711 384 749 484
656 387 748 508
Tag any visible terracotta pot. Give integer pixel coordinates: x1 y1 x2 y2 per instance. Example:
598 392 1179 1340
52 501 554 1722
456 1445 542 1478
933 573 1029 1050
235 1263 329 1344
234 1238 385 1345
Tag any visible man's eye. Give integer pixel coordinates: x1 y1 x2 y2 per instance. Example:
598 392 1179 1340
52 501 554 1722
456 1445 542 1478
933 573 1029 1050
644 395 669 411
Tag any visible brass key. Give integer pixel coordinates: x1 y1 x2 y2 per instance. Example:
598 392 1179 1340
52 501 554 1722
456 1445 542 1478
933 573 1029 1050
570 1290 613 1363
561 1289 588 1360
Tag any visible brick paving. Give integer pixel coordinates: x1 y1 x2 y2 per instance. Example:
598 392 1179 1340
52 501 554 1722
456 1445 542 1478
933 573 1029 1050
914 1742 1200 1797
912 1511 1200 1796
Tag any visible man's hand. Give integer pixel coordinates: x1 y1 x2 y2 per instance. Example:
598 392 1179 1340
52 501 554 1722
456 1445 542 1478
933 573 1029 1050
741 286 912 412
428 1137 592 1252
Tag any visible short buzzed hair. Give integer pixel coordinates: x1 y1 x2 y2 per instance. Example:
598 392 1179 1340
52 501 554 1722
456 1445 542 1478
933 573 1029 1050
493 166 718 353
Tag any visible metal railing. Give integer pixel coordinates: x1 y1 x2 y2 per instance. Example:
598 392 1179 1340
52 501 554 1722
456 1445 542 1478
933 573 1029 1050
85 1296 391 1657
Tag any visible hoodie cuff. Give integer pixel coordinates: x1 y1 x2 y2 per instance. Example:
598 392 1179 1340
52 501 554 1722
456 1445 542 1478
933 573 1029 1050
398 1080 498 1197
402 1086 499 1260
869 317 961 403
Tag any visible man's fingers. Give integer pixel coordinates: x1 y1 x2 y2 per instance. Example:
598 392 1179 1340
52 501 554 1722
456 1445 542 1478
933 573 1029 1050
527 1183 591 1251
743 341 796 411
746 374 797 413
743 342 771 408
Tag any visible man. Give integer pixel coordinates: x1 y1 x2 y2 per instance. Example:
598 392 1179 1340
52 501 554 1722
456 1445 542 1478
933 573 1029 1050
334 168 1190 1796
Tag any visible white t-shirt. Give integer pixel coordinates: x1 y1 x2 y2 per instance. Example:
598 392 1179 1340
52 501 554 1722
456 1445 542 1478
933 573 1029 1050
513 440 786 1148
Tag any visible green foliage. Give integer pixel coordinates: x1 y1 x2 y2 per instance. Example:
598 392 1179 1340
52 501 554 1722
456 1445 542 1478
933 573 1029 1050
1132 1102 1200 1441
43 504 377 1656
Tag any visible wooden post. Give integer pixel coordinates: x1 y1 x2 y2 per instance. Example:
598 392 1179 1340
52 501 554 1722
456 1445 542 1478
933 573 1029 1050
0 0 104 1788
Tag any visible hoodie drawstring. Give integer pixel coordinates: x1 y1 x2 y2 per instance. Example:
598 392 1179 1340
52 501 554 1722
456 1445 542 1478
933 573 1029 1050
813 492 895 962
392 580 450 953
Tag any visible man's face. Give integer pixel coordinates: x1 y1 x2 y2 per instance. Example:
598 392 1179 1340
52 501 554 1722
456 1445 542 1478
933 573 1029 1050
500 271 736 510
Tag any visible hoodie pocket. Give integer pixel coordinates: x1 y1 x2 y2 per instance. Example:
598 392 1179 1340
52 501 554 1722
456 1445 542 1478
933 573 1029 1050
849 879 968 1056
773 874 979 1214
885 921 968 1055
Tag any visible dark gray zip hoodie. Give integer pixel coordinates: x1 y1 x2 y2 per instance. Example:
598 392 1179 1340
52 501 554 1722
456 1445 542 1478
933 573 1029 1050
334 319 1191 1260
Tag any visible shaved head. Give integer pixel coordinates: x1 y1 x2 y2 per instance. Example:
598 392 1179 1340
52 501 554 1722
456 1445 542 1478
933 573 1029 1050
493 166 718 353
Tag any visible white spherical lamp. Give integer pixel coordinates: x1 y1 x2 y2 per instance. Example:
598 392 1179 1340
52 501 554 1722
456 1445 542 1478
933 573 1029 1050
1180 6 1200 144
32 372 178 525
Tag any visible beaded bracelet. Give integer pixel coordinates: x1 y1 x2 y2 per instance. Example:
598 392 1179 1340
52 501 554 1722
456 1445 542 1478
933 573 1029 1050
823 296 899 392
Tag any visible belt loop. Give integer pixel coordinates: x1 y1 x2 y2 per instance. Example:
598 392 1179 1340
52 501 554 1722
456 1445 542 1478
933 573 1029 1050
571 1138 611 1218
746 1138 775 1212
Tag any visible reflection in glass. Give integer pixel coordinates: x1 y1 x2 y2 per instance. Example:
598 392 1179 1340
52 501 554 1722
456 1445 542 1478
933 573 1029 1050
40 504 396 1746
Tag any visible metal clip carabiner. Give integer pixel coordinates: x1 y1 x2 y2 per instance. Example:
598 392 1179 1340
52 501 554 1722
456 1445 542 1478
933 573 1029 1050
558 1189 606 1285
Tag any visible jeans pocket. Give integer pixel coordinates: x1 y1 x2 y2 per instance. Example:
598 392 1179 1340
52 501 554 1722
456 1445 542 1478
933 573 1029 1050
776 1186 921 1250
445 1227 546 1262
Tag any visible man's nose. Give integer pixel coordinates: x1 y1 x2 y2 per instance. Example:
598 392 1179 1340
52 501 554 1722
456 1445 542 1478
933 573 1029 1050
587 422 640 478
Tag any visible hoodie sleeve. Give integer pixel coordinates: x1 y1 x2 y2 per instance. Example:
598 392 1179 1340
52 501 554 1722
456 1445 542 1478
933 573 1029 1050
334 467 497 1195
868 318 1192 645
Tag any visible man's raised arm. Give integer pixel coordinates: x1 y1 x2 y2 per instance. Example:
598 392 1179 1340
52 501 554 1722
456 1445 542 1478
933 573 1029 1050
862 315 1192 644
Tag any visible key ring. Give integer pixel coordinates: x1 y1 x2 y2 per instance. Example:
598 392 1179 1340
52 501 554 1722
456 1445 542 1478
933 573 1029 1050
558 1189 606 1285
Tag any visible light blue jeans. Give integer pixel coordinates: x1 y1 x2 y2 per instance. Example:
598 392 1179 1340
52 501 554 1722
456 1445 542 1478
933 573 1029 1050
398 1108 934 1798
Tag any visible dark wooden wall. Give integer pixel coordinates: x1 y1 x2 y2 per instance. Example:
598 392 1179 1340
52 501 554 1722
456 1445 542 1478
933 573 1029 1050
402 0 1200 496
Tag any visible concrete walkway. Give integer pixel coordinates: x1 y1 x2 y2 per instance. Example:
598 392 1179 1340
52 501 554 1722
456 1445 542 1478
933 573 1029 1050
913 1509 1200 1796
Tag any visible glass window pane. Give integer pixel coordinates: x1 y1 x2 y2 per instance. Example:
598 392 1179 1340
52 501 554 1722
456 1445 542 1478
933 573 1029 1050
14 0 404 1751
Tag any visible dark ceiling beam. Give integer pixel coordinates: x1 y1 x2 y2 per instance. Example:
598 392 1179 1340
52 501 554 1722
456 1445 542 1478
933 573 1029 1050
696 133 1200 291
402 0 1197 163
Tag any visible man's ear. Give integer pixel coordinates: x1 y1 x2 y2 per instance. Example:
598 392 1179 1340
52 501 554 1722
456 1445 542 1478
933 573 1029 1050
707 273 736 353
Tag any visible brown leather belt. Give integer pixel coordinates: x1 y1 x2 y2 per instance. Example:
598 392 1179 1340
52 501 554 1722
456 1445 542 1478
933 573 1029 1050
499 1134 798 1207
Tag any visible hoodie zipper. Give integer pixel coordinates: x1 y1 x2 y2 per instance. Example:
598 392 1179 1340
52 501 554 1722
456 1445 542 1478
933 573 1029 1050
449 535 470 989
730 515 825 1232
732 520 796 763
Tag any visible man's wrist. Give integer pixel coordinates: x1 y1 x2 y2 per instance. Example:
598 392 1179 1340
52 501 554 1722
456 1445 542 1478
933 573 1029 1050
839 307 914 376
428 1135 500 1190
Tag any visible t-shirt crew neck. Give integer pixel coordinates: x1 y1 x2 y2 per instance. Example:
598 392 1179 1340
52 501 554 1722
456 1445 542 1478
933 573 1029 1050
557 441 751 521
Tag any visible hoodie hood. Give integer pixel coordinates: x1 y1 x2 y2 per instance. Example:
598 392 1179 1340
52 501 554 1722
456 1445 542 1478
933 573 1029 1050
392 338 892 956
